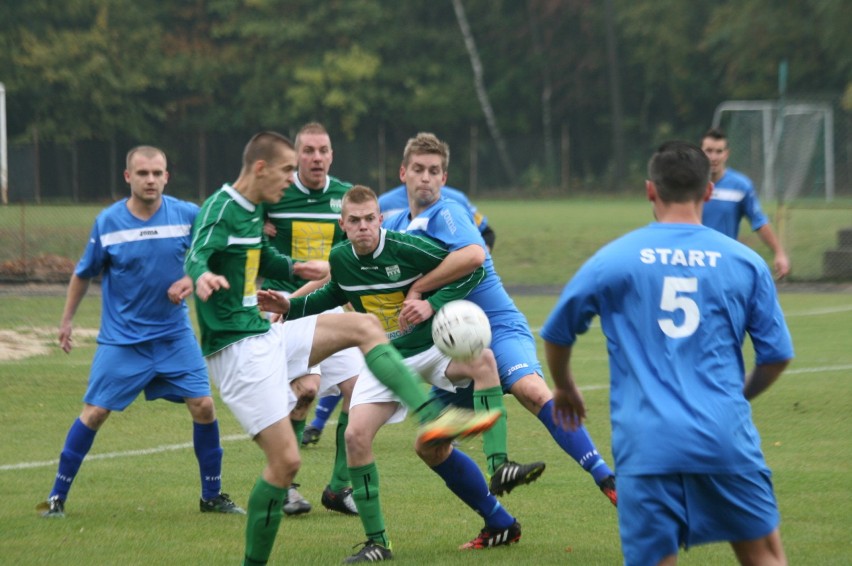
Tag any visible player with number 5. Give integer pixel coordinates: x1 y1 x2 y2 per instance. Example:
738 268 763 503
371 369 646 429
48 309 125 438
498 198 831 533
542 141 794 566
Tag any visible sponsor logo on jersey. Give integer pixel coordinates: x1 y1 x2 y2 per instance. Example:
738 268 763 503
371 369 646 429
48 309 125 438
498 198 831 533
361 265 379 271
385 265 401 281
139 229 159 236
330 198 342 213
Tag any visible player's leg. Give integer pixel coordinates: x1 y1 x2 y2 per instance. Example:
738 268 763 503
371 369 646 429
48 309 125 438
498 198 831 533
510 373 616 501
321 375 359 515
446 348 511 476
147 332 242 513
730 529 786 566
415 439 521 550
309 312 441 422
343 400 397 561
288 373 320 444
40 343 146 518
305 394 343 445
246 418 301 565
205 326 299 565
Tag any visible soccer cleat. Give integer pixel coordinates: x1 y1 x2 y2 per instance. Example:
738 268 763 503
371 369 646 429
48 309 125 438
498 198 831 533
199 492 246 514
302 424 323 446
343 540 393 563
599 475 618 507
283 483 312 516
37 496 65 518
489 461 546 496
417 407 501 446
460 520 522 550
321 485 359 516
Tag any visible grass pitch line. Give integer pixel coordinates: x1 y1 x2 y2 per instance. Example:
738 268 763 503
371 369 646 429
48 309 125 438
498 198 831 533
1 366 844 473
0 433 247 472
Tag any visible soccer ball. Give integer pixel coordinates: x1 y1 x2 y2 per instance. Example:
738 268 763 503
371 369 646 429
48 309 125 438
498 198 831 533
431 300 492 362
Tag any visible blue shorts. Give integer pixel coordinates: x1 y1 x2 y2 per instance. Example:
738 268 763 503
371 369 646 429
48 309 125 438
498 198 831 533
618 471 781 565
430 318 542 407
84 333 210 411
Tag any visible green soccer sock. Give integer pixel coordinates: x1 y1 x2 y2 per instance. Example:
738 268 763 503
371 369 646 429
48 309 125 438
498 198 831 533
329 411 350 491
243 477 287 565
474 386 509 475
291 418 306 446
364 344 440 423
348 461 389 547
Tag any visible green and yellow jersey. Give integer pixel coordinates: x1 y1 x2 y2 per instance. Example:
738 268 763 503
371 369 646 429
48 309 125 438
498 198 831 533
186 184 294 355
288 229 484 358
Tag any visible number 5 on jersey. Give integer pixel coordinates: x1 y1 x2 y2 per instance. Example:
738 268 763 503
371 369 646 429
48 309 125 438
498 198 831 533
658 276 699 338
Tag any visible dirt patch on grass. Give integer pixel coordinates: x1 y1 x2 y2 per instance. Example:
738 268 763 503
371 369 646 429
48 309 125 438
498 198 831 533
0 327 98 361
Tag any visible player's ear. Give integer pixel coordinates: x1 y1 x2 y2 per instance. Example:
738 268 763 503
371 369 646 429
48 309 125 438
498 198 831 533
703 182 713 202
399 165 406 183
645 180 657 202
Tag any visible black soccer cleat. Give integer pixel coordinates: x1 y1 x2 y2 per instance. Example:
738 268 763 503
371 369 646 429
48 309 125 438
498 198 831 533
200 492 246 514
489 461 546 496
302 425 323 446
321 485 359 516
343 540 393 563
599 475 618 507
37 495 65 518
459 520 522 549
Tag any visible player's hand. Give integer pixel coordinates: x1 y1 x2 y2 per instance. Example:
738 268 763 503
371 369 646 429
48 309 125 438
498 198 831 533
58 321 74 353
257 289 290 315
398 299 434 331
263 220 277 238
167 275 194 304
774 252 791 280
195 271 230 302
551 383 587 431
294 260 330 281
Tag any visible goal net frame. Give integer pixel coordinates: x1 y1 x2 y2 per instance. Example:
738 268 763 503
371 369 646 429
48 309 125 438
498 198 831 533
711 100 835 203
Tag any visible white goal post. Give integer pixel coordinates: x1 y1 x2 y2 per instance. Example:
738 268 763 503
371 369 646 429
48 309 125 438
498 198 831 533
712 100 835 202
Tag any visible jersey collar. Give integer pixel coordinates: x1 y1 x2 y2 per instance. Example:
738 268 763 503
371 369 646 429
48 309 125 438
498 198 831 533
293 172 330 195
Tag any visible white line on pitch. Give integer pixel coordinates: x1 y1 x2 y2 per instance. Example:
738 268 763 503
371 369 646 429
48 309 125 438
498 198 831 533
3 364 848 473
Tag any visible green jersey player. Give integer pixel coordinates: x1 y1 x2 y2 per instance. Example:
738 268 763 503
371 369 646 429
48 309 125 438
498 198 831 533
186 133 498 566
260 122 362 516
258 186 525 562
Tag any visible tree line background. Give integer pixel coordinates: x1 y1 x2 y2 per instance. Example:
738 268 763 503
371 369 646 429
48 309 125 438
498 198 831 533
1 0 849 201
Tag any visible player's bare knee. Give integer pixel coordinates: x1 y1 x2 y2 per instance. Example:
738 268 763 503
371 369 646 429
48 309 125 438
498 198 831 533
470 348 500 387
80 404 110 430
344 425 373 462
186 395 216 423
510 374 551 414
415 440 452 466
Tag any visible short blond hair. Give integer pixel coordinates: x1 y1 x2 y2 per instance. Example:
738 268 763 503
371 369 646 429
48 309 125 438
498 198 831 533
125 146 166 170
402 132 449 171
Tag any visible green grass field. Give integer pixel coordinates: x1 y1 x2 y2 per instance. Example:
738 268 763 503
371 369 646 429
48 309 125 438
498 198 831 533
1 289 850 565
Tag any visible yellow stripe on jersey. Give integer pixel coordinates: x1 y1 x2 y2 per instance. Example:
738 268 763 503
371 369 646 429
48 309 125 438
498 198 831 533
361 292 405 333
242 248 260 307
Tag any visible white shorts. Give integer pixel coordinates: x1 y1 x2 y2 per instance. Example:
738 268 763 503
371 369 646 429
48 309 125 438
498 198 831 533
206 325 297 438
350 345 471 424
281 310 364 396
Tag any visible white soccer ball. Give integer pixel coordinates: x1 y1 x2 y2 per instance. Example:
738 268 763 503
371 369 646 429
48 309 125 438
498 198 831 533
431 300 492 362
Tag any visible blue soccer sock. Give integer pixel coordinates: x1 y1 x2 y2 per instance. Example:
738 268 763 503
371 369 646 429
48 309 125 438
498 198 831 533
193 420 224 501
538 399 614 484
49 418 97 501
432 448 514 530
310 394 342 431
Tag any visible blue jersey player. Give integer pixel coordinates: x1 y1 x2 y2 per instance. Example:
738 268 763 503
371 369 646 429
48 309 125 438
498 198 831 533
38 146 243 518
379 184 496 250
542 141 793 565
383 132 616 504
701 128 790 279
